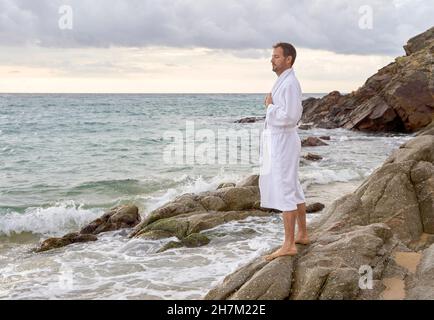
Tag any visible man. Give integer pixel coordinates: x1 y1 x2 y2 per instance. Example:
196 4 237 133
259 43 309 261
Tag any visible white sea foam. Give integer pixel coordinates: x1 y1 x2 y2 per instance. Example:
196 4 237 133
0 213 325 300
300 167 369 188
0 200 102 237
0 171 243 237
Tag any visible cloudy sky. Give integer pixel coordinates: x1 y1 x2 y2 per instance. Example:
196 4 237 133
0 0 432 93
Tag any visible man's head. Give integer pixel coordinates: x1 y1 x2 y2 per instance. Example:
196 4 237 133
271 42 297 75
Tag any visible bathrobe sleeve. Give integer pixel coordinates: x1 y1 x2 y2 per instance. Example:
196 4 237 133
266 82 303 127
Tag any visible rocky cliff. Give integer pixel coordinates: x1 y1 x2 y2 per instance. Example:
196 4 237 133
301 27 434 133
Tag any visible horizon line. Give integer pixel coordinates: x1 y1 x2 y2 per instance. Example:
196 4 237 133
0 92 332 95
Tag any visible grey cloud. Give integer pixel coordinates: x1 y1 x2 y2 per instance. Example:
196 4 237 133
0 0 433 55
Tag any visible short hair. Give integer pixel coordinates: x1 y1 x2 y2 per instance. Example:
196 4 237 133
273 42 297 66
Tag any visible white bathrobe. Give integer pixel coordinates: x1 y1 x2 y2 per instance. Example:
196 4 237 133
259 67 305 211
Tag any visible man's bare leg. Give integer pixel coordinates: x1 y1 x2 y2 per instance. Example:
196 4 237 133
265 210 298 261
295 203 310 244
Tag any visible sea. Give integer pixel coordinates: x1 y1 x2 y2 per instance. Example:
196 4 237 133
0 93 414 299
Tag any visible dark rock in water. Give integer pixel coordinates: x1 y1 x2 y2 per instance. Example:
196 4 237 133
303 153 323 161
234 116 265 124
34 205 140 253
181 233 211 247
319 136 331 140
306 202 325 213
301 137 329 147
301 27 434 133
35 233 97 253
80 205 141 235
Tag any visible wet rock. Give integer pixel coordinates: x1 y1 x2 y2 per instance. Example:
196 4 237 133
80 205 141 235
303 153 323 161
34 205 140 253
130 179 261 237
156 233 211 253
301 137 329 147
133 210 271 240
181 233 211 247
234 116 265 124
35 233 97 253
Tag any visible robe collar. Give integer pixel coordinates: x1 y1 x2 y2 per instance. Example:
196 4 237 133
271 67 293 95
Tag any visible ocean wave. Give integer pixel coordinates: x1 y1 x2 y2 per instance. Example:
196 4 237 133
0 200 102 237
142 171 243 213
300 167 369 189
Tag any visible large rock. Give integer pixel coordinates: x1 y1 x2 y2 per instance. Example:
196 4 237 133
205 223 393 300
129 175 273 250
204 132 434 300
301 27 434 133
317 135 434 246
130 177 261 237
130 174 330 251
134 210 271 240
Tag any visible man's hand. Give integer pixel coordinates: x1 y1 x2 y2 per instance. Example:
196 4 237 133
264 93 273 107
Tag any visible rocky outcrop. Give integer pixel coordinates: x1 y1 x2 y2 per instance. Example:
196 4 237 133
301 27 434 133
35 205 140 252
129 173 326 251
128 176 271 250
204 132 434 300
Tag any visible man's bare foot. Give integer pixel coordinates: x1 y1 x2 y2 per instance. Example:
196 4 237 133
295 235 310 245
264 246 297 261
